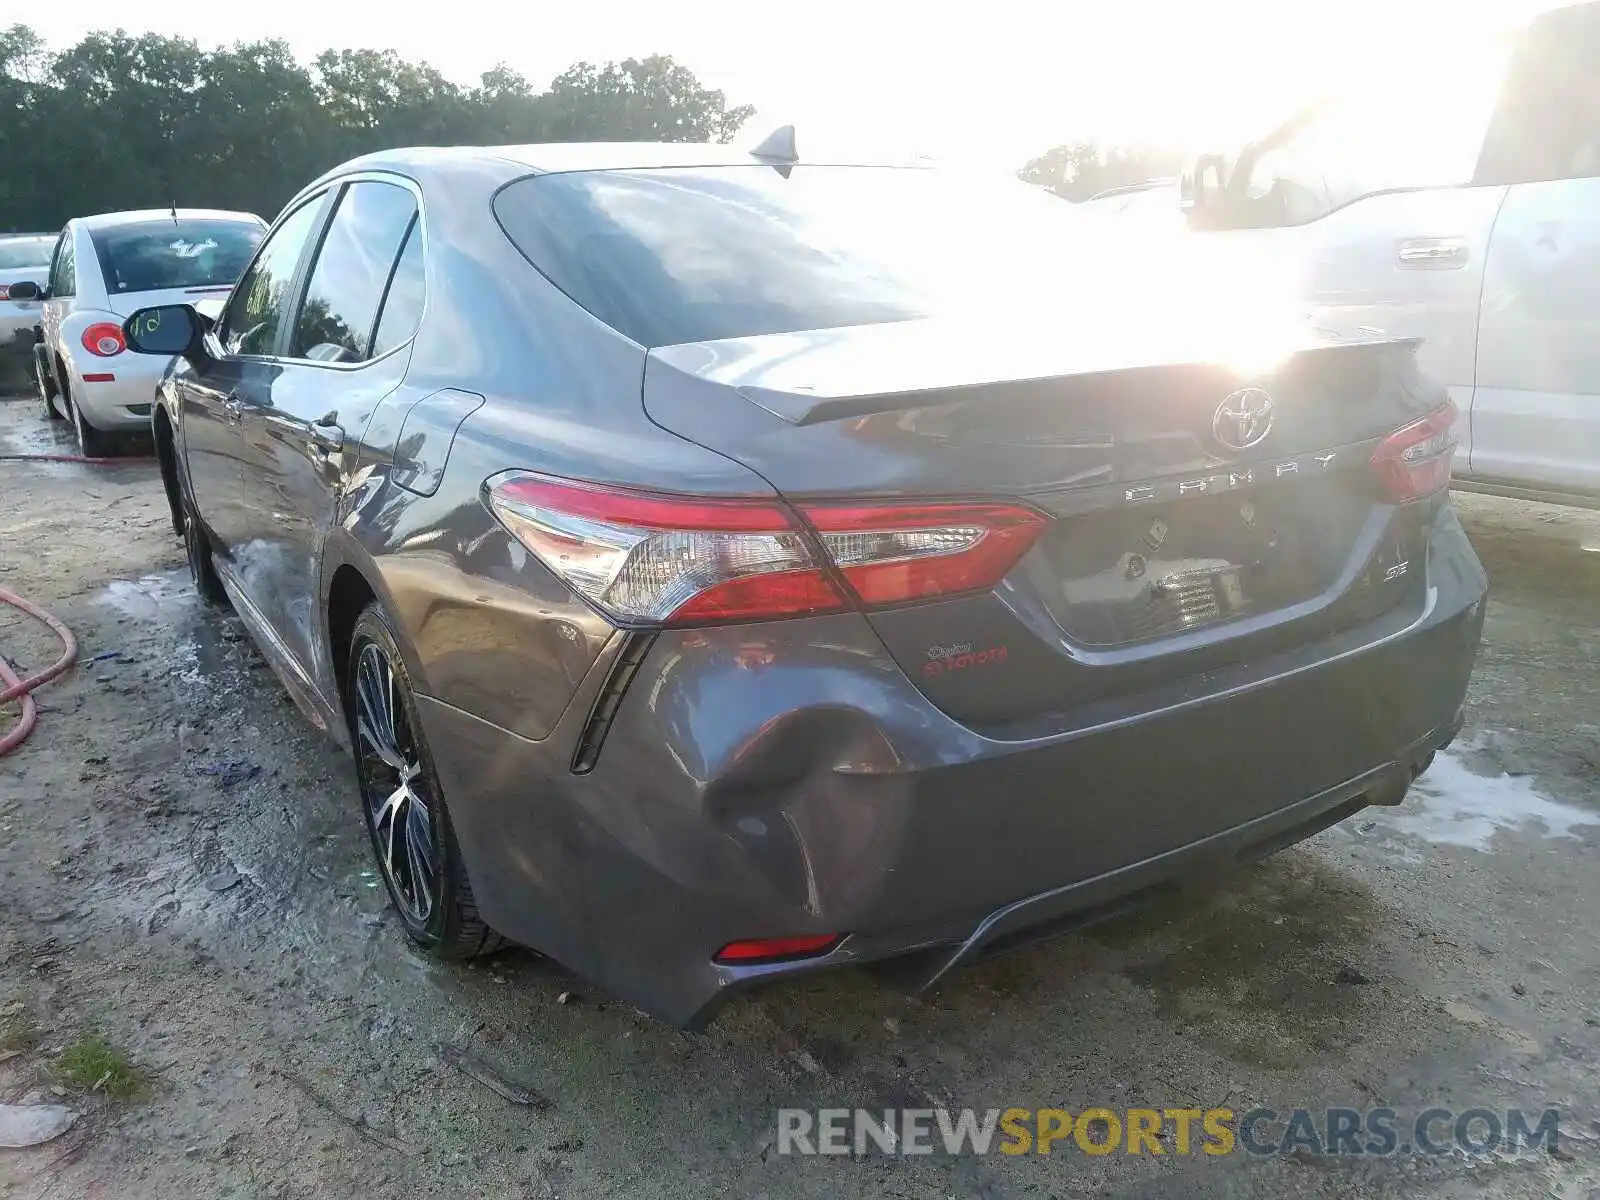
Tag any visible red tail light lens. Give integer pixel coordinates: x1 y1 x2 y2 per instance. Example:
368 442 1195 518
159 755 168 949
800 501 1049 608
1371 400 1458 502
484 473 848 624
485 473 1051 626
0 285 9 301
81 322 127 358
714 934 842 964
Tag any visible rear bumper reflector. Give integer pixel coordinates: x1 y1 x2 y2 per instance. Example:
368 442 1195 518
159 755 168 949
82 373 116 383
713 934 843 965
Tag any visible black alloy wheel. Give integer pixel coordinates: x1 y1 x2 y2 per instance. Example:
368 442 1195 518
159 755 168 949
346 603 503 959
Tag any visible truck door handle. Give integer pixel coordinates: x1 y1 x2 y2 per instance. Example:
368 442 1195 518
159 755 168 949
221 389 243 424
310 413 344 451
1397 238 1468 268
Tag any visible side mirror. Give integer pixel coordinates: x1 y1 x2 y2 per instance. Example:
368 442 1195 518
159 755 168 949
123 305 203 356
6 280 40 302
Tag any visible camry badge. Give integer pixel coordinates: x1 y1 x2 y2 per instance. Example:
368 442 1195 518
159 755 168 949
1213 388 1276 452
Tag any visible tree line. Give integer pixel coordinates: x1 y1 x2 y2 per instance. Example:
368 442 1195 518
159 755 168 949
1 24 1181 233
0 25 755 231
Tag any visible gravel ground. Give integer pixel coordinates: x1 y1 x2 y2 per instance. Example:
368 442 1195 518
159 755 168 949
1 393 1597 1199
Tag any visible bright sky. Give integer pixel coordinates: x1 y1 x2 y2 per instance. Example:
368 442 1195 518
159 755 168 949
18 0 1559 170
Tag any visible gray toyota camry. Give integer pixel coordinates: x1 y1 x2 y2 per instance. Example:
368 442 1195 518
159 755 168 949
121 138 1486 1028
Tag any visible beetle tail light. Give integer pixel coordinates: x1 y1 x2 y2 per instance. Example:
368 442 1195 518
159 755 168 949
80 322 127 358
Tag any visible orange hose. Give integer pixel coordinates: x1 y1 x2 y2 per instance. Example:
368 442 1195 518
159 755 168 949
0 443 148 753
0 587 79 756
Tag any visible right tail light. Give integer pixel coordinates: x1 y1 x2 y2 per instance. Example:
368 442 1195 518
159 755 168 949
484 471 1049 627
80 322 127 358
1371 400 1458 503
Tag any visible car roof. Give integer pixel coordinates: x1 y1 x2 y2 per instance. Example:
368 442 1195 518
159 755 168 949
324 140 933 182
73 209 265 231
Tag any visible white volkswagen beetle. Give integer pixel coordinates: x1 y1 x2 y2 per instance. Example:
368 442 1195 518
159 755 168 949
17 208 265 456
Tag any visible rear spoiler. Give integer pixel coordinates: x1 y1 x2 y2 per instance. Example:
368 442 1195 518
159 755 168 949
735 336 1425 428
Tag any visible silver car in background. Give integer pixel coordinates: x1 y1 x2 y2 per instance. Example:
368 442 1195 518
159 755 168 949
14 208 264 455
0 232 54 386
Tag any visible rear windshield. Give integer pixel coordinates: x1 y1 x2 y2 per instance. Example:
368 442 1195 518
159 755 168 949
0 236 54 270
493 165 1088 346
89 219 264 294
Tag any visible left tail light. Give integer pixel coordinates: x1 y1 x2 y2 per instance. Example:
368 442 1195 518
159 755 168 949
1370 400 1458 503
81 323 127 358
484 472 1049 627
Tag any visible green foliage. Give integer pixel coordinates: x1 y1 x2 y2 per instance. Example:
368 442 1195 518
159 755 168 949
0 26 754 230
1018 142 1186 202
53 1033 145 1099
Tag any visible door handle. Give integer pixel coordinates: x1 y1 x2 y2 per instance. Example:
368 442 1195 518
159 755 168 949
310 413 344 451
1397 238 1468 268
221 389 243 424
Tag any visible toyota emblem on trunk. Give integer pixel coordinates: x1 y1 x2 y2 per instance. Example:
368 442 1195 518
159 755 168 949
1213 388 1275 451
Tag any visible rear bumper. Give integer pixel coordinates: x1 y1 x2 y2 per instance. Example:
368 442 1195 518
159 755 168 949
421 505 1487 1028
67 354 168 428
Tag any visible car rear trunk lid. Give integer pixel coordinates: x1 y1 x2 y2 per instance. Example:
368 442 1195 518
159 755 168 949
643 317 1444 728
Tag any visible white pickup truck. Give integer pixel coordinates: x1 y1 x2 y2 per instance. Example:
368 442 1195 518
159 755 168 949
1142 1 1600 508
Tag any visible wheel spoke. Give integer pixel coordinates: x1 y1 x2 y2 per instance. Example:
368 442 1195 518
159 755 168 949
382 795 405 882
356 650 405 770
356 713 405 772
358 658 386 741
387 660 403 753
374 780 407 870
405 799 434 868
370 652 397 743
405 827 435 919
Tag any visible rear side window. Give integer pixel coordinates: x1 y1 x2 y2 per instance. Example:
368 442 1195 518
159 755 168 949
370 218 425 358
289 181 418 363
0 236 54 270
89 220 263 294
48 235 75 298
493 165 1086 347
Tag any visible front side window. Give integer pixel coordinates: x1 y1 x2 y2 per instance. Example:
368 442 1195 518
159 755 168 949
89 219 263 295
289 181 418 363
218 200 325 357
493 165 1088 346
49 233 75 298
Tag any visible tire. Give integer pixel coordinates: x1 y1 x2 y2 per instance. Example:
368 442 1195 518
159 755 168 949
36 356 63 421
156 420 185 539
346 602 504 960
65 379 119 458
180 472 228 606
